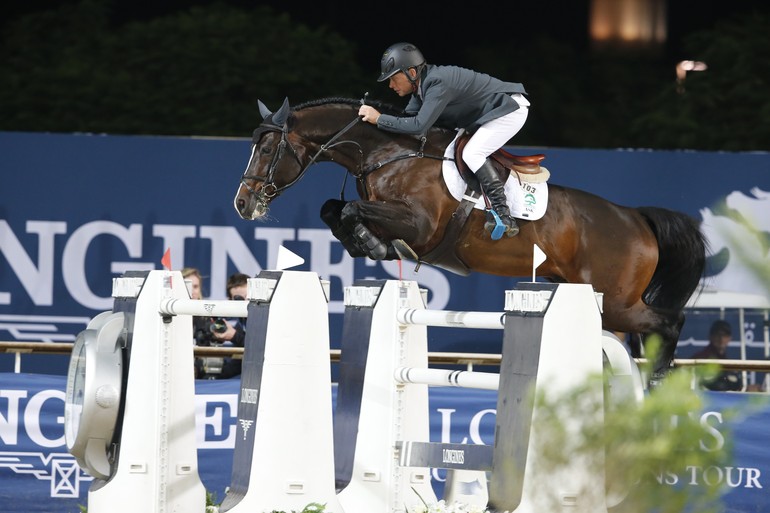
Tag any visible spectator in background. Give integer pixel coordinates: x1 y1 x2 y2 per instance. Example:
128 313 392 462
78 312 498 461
209 272 250 378
691 320 742 392
182 267 220 378
182 267 203 299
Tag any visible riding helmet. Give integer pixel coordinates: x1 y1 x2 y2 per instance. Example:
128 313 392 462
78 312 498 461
378 42 426 82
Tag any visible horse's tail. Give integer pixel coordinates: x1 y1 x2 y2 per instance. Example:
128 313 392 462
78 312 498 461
638 207 708 311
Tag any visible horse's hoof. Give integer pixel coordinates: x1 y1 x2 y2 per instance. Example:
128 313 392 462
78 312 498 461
368 244 388 260
353 225 388 260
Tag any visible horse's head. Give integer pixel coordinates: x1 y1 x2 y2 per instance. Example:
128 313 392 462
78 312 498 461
234 97 305 220
234 95 448 220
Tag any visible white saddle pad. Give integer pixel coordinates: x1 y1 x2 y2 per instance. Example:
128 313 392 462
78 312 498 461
442 137 548 221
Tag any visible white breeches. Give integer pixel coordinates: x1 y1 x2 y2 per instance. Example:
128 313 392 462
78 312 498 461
462 93 530 172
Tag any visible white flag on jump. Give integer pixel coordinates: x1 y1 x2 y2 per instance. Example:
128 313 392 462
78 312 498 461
276 245 305 270
532 244 547 281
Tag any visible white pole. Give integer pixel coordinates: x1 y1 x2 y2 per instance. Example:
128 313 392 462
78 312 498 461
158 298 248 318
394 366 499 390
397 308 504 329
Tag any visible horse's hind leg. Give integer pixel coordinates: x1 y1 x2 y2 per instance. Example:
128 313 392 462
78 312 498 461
646 309 686 387
605 301 685 387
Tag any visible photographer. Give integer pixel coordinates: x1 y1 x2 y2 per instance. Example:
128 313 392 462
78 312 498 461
691 320 743 392
195 272 250 379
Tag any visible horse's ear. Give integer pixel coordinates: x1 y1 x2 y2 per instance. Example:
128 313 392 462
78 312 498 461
257 99 272 120
272 97 291 127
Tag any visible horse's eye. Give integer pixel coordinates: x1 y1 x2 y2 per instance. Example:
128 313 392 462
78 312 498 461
260 146 272 155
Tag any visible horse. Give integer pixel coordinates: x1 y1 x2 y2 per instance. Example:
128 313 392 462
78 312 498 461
233 96 707 384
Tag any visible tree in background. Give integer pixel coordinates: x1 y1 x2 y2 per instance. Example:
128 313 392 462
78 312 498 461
0 0 369 136
631 12 770 151
1 1 767 150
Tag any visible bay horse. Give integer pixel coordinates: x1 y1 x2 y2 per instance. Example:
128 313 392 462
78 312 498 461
233 97 707 384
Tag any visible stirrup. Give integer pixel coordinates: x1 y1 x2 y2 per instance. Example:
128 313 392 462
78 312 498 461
485 209 519 240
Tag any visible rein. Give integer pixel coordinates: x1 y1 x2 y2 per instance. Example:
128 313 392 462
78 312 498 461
240 116 363 201
241 114 453 203
359 135 451 180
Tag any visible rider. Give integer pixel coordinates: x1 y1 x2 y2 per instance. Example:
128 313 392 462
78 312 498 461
358 42 530 238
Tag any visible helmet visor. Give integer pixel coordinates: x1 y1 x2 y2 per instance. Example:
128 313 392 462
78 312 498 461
378 55 400 82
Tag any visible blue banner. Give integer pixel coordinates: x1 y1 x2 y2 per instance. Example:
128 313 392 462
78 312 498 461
0 373 768 512
2 132 770 376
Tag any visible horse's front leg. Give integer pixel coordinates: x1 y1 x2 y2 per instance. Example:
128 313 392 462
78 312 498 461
320 199 367 258
336 199 418 261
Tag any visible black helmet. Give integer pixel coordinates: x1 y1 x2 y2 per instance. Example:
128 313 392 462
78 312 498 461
377 42 426 82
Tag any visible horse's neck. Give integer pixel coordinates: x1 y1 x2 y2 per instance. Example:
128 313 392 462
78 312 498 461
350 122 451 156
301 107 451 168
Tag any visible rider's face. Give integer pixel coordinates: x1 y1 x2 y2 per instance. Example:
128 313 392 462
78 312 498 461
388 69 417 96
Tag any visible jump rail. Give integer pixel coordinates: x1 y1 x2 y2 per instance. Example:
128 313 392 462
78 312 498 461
2 341 770 372
397 308 505 329
158 298 248 318
394 366 499 390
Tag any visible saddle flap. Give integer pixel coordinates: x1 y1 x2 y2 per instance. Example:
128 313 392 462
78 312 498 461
453 133 548 191
453 136 509 195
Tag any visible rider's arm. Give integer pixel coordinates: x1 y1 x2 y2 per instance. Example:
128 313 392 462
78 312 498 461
377 78 450 135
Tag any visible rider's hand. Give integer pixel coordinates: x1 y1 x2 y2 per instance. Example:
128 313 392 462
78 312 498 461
358 105 381 125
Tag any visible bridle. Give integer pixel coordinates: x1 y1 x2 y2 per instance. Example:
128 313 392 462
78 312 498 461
239 107 452 207
239 115 363 204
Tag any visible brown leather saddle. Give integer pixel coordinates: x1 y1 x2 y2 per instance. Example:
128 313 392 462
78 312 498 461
392 134 548 275
454 133 546 193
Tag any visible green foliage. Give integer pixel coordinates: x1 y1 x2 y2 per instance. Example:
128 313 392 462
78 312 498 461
268 502 326 513
529 339 739 513
0 0 367 137
715 214 770 293
206 489 219 511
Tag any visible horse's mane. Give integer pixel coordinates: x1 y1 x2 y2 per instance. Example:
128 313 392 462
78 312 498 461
293 97 404 116
292 97 454 138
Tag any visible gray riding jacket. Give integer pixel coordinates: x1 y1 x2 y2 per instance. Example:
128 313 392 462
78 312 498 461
376 64 527 135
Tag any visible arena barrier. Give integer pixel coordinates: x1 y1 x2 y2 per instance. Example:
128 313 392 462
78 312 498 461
333 280 644 513
66 269 342 513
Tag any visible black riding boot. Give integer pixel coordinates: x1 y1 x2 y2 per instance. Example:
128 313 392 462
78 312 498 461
475 159 519 238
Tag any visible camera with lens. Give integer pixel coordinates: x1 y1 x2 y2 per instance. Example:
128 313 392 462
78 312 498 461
194 316 228 346
194 316 230 378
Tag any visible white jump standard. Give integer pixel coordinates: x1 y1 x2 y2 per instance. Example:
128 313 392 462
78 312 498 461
219 270 342 513
66 269 641 513
65 270 206 513
333 279 642 512
65 269 342 513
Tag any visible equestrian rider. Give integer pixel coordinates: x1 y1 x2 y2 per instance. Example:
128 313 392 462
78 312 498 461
358 42 530 238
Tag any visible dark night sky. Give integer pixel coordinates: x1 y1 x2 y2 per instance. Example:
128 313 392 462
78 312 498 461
5 0 768 71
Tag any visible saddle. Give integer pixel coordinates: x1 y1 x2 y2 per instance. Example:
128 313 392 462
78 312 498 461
393 134 550 275
453 133 549 193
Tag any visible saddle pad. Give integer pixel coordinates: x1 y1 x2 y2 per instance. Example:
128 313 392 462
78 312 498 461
442 136 548 221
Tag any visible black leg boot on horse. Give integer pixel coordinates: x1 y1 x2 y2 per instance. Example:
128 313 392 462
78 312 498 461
475 159 519 239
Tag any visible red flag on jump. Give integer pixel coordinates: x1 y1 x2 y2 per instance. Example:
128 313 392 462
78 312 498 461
161 248 172 270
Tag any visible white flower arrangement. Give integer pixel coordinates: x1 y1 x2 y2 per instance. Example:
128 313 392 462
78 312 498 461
411 500 489 513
